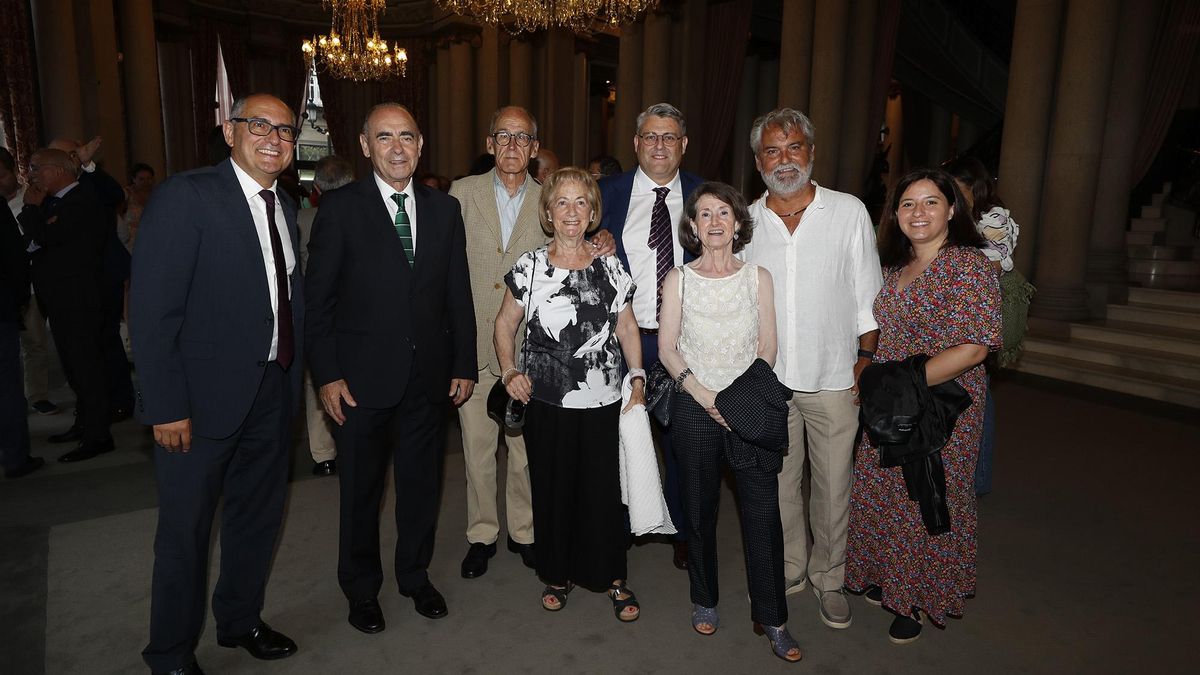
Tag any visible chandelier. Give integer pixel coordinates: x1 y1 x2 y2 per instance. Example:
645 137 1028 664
302 0 408 81
436 0 658 34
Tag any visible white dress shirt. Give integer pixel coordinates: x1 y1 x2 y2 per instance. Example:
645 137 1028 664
742 183 882 392
374 173 418 255
622 167 685 329
230 160 296 361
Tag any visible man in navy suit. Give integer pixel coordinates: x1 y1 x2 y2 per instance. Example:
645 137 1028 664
598 102 703 570
305 103 476 635
132 93 303 674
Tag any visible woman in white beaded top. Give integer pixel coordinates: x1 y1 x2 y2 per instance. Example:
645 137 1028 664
657 182 800 663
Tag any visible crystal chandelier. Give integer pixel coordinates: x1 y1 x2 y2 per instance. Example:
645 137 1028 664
302 0 408 81
436 0 658 34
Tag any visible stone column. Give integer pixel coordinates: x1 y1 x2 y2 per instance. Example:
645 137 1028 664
837 0 878 197
88 0 128 182
118 0 165 177
476 27 501 141
1030 0 1121 322
996 0 1065 276
573 52 589 166
31 0 84 141
641 10 671 106
678 0 706 175
776 0 815 111
884 90 904 192
509 38 533 109
927 104 952 166
542 29 575 164
1087 0 1161 285
809 0 850 187
614 21 644 170
435 44 452 175
448 39 474 177
731 55 760 195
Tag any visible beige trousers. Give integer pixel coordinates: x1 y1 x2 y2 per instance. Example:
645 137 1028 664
303 368 336 463
457 370 534 545
19 296 50 402
778 388 858 592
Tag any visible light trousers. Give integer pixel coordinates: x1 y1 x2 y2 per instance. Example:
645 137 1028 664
19 295 49 402
303 368 336 463
777 388 858 592
456 369 534 545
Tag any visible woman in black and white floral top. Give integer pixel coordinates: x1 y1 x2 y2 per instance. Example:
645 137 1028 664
494 167 646 622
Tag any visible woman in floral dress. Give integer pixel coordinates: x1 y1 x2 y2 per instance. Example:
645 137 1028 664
845 168 1001 644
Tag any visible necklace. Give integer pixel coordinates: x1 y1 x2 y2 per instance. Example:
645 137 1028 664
772 205 808 219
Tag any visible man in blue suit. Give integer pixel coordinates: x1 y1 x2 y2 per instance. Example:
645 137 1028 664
132 93 303 675
598 102 702 570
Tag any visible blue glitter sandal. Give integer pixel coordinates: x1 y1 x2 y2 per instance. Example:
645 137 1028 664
753 623 802 663
692 604 719 635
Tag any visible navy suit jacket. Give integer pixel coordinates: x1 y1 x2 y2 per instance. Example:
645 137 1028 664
597 168 704 273
130 159 304 439
304 176 476 409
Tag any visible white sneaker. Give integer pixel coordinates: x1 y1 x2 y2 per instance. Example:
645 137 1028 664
813 586 852 629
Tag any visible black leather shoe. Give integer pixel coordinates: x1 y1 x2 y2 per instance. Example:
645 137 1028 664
312 459 337 477
673 541 689 570
461 542 496 578
348 598 385 634
405 581 447 619
507 536 536 569
47 425 83 444
152 659 205 675
217 622 297 660
57 438 115 463
5 456 45 479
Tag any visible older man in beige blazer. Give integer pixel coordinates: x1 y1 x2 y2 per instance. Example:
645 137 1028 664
450 106 546 579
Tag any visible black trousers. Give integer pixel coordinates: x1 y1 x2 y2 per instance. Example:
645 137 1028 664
41 298 110 442
672 392 788 626
143 363 291 673
335 378 445 601
102 274 134 412
524 399 627 590
0 317 31 471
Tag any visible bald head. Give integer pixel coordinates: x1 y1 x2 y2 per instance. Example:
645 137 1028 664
28 149 77 194
534 148 559 183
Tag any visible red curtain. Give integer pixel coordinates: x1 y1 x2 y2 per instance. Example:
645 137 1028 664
190 20 219 163
698 1 752 180
1131 0 1200 186
0 0 41 174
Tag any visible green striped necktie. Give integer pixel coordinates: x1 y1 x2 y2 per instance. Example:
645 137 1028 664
390 192 414 264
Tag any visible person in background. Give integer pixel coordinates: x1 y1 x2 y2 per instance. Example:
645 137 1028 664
2 201 42 479
530 148 559 183
588 154 622 181
118 162 156 252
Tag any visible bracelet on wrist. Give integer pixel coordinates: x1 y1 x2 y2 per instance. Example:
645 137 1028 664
674 367 693 392
857 348 875 360
501 368 520 385
627 367 646 386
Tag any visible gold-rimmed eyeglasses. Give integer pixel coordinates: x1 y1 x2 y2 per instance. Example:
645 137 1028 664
637 132 681 147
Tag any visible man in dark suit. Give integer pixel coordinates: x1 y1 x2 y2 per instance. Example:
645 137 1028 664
305 102 476 635
598 102 703 570
1 204 42 479
17 149 113 462
132 93 303 675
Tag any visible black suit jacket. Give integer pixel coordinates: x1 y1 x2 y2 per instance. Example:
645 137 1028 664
304 176 476 408
130 159 304 439
597 168 704 272
16 181 107 317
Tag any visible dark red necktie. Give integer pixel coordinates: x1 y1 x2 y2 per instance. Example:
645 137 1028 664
258 189 294 369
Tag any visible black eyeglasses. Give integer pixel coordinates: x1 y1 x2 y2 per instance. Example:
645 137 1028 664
637 132 681 147
230 117 300 143
490 131 535 147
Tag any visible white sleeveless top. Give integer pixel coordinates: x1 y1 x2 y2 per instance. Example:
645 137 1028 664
677 263 760 391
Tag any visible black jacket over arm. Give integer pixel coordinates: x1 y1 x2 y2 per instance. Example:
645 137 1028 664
304 177 476 408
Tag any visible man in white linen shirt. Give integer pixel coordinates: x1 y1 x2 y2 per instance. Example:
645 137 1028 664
741 108 882 631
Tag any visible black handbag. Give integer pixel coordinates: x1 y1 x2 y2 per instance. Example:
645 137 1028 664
644 362 675 427
487 254 536 429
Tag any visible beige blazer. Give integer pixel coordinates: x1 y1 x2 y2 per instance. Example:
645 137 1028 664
450 169 547 376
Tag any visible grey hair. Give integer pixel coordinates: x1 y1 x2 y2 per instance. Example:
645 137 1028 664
750 108 816 154
313 155 355 192
361 102 418 136
636 103 687 136
488 106 539 140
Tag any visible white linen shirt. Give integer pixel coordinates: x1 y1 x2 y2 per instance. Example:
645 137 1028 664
622 167 685 329
230 160 296 361
374 172 418 255
742 183 882 392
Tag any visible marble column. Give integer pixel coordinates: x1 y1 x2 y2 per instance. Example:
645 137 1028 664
509 38 533 110
641 10 671 106
996 0 1064 276
731 55 760 195
542 29 575 164
809 0 851 188
31 0 84 141
573 52 589 166
118 0 166 178
476 27 501 141
678 0 706 175
435 44 452 175
448 40 474 177
1087 0 1161 285
837 0 879 197
776 0 814 112
88 0 128 182
1030 0 1121 322
614 21 644 170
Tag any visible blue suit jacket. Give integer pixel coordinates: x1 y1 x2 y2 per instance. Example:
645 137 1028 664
597 168 705 273
130 159 304 438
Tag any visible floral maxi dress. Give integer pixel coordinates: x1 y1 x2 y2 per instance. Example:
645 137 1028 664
845 245 1001 625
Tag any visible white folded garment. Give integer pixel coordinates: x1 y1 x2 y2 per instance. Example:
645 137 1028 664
618 373 676 536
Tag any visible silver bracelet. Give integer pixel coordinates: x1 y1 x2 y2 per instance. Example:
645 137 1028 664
501 368 520 385
674 367 693 392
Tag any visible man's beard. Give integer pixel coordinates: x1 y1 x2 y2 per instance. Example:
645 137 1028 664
762 161 813 196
